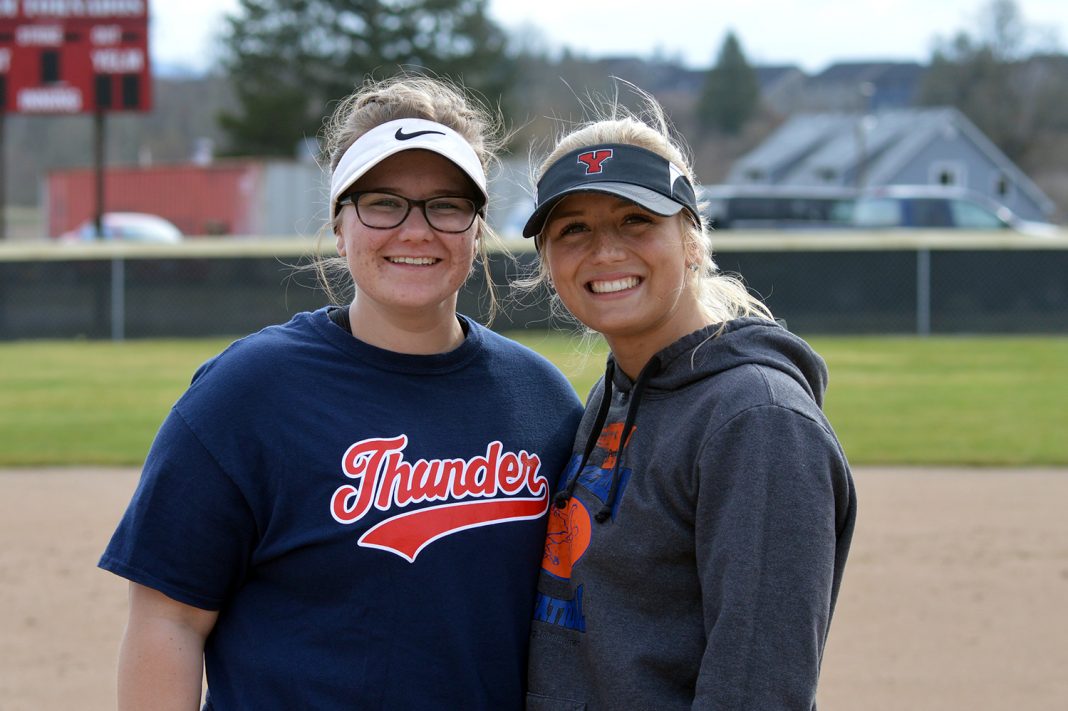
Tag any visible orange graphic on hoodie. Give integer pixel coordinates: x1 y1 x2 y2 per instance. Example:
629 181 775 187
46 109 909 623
542 497 592 579
597 422 635 469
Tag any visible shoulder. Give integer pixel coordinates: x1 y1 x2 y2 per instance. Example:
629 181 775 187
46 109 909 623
464 323 583 417
686 366 845 482
469 321 541 359
472 324 575 385
191 311 323 383
686 321 829 429
179 311 330 413
653 360 835 463
720 362 819 413
697 367 833 453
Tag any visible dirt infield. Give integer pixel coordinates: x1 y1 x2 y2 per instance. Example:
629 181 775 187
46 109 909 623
2 467 1066 710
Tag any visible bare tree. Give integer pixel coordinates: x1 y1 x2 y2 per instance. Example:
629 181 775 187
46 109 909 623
918 0 1065 165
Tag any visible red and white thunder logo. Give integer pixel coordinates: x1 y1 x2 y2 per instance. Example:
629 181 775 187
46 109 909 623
330 435 548 562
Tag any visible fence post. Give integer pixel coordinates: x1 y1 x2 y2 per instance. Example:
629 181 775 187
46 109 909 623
110 256 125 341
916 247 931 337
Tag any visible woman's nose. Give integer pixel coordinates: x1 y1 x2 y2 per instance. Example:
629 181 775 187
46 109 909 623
588 229 625 261
396 206 434 239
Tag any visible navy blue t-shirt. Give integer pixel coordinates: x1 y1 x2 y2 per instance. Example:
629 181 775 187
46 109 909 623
99 308 583 710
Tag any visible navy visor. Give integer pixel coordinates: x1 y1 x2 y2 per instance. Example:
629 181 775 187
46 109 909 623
522 144 701 238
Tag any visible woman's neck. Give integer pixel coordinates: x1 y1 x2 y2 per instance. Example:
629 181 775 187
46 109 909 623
606 307 712 379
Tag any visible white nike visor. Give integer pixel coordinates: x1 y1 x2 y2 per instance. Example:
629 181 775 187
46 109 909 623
329 118 488 218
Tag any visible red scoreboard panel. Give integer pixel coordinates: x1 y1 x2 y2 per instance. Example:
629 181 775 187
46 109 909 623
0 0 151 114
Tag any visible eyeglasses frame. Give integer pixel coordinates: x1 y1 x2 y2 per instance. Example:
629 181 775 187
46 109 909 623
337 190 485 233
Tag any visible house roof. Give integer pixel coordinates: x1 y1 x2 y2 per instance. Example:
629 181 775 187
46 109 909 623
753 65 806 90
727 107 1055 215
729 113 848 183
810 61 925 85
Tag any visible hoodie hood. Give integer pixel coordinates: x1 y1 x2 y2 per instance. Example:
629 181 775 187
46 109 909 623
610 317 828 408
555 317 829 520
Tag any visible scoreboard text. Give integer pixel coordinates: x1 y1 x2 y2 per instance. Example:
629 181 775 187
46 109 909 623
0 0 151 114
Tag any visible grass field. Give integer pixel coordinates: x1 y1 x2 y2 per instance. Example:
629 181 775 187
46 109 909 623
1 334 1066 467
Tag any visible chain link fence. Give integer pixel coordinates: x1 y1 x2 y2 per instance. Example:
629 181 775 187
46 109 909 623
2 233 1067 340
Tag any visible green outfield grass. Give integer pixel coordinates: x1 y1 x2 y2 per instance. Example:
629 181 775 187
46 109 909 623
1 334 1066 467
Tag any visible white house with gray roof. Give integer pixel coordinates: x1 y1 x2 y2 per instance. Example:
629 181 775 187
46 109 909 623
727 107 1055 221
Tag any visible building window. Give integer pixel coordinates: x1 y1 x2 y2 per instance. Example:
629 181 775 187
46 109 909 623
993 174 1012 199
928 161 967 187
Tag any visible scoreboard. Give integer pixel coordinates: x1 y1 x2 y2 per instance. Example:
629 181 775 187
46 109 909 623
0 0 151 114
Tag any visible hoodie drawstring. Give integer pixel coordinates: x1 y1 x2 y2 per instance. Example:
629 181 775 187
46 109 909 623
555 355 662 524
554 360 615 510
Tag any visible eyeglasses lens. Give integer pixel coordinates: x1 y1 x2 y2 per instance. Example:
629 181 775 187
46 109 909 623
354 192 477 232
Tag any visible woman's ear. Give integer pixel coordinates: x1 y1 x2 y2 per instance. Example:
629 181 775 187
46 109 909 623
336 234 346 256
683 235 704 273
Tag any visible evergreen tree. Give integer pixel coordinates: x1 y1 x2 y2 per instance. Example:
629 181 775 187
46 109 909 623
218 0 513 156
696 31 759 136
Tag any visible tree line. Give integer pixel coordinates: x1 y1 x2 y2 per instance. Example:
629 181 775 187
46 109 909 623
215 0 764 156
4 0 1066 214
216 1 1067 172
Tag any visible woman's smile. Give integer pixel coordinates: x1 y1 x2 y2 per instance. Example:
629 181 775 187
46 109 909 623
587 275 642 294
385 256 442 266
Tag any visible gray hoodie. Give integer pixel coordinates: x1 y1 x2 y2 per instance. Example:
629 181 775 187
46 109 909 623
526 318 856 710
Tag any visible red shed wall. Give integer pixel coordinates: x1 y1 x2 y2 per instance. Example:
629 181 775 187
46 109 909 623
47 162 264 237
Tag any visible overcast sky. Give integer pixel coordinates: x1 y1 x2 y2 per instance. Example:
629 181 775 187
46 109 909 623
152 0 1066 75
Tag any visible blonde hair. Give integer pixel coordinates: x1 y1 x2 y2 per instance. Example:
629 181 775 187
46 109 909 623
313 73 508 321
520 88 773 328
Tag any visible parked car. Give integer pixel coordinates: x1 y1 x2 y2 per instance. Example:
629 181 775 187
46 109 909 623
850 185 1058 236
699 184 857 230
59 212 183 243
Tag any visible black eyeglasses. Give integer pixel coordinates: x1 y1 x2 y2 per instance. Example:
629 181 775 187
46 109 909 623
338 191 483 233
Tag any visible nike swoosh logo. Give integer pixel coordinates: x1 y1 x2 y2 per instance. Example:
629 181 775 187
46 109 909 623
395 127 446 141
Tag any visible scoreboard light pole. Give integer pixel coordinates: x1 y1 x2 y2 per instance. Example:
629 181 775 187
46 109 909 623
0 112 5 241
0 1 153 241
94 108 105 236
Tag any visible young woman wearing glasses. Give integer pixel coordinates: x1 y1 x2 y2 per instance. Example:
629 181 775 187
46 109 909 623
100 75 582 710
